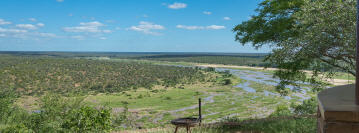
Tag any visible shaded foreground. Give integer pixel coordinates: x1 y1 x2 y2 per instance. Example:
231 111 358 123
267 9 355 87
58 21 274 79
120 116 316 133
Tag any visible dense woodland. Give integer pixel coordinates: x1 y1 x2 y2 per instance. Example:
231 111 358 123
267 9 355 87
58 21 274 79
131 55 270 67
0 52 269 67
0 54 208 95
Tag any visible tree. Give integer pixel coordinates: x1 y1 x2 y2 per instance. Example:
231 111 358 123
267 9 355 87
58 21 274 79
233 0 304 48
234 0 356 94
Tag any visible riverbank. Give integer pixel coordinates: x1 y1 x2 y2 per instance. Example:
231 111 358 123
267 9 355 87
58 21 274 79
112 58 354 86
197 64 354 86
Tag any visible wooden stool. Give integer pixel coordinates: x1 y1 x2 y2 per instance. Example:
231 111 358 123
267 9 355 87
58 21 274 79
171 98 202 133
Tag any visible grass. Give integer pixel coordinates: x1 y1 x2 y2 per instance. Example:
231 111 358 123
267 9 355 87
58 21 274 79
230 117 316 133
81 75 303 129
87 86 203 111
11 58 318 131
13 59 314 130
119 117 316 133
331 72 355 80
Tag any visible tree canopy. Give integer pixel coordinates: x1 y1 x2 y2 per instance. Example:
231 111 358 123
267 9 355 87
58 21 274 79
234 0 356 94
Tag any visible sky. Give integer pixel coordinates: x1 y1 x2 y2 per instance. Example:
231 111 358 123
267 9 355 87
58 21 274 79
0 0 271 53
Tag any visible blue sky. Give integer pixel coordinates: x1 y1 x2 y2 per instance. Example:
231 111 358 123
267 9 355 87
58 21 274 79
0 0 270 53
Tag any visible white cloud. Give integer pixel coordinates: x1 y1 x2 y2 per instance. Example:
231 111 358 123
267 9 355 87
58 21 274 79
63 21 110 33
69 13 73 17
12 33 28 39
16 24 38 30
0 19 11 25
56 0 64 2
37 23 45 27
223 17 231 20
64 26 99 33
29 18 37 22
203 11 212 15
168 2 187 9
176 25 205 30
176 25 226 30
99 37 107 40
103 30 112 33
71 35 85 40
36 32 57 38
80 21 104 27
0 27 57 39
128 21 165 35
20 32 58 39
0 27 28 33
206 25 226 30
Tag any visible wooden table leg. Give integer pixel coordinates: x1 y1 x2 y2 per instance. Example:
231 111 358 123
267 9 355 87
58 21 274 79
186 126 191 133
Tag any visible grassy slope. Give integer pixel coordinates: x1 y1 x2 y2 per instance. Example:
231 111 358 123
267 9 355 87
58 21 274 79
119 117 316 133
11 57 318 131
82 73 299 129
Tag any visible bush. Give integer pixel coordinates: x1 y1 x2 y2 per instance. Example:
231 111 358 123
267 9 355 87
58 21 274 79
221 70 233 78
219 104 316 133
221 79 232 85
1 124 34 133
0 93 112 132
234 117 316 133
291 97 317 115
63 106 112 132
0 89 17 123
113 101 136 130
205 67 216 72
269 105 292 117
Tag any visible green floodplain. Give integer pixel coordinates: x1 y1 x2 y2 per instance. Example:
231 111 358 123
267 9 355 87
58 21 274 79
0 52 354 132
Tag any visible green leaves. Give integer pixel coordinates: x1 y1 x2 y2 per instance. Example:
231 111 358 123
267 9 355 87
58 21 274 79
233 0 303 48
63 106 112 132
0 89 18 124
291 97 317 115
0 93 112 132
234 0 357 93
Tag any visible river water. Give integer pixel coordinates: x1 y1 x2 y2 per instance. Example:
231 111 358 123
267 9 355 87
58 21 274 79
155 64 313 123
215 68 311 101
168 64 311 101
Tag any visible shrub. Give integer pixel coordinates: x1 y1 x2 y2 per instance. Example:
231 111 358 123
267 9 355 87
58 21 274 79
0 89 17 123
205 67 216 72
165 96 172 100
1 124 34 133
291 97 317 115
269 105 292 117
221 79 232 85
113 101 136 130
219 104 316 133
0 93 113 132
63 106 112 132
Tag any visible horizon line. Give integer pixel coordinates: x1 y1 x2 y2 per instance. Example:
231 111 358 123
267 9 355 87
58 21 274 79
0 50 270 54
